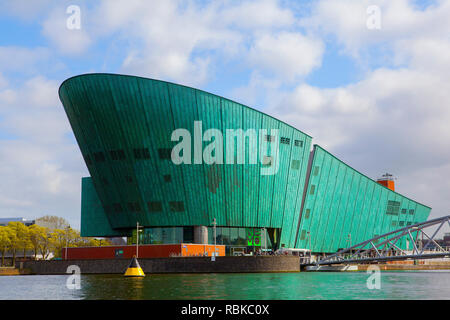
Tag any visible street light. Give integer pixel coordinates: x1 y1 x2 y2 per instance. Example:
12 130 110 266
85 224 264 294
307 231 312 262
262 227 267 253
65 225 71 261
212 218 217 261
136 222 144 258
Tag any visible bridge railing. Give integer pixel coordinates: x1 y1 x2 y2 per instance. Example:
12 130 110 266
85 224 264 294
305 215 450 266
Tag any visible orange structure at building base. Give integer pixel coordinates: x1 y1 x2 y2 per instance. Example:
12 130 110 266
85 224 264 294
62 243 226 260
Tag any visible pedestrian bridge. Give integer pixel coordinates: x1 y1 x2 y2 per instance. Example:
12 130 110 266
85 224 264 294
301 215 450 267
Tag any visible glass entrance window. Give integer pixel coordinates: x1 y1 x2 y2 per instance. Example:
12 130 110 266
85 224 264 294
230 228 239 245
221 227 230 244
238 228 246 245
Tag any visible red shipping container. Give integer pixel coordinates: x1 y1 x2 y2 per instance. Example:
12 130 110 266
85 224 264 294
62 243 225 260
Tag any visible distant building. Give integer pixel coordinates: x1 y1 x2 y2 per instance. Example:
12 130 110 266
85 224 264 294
417 234 450 250
0 217 35 227
442 233 450 248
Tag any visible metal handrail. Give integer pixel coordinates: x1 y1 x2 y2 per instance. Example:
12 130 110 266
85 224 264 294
304 215 450 266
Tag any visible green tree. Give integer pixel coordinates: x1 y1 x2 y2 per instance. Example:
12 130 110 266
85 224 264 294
7 222 30 264
37 228 52 260
21 226 33 258
0 226 13 266
6 223 19 266
28 224 48 260
49 229 66 259
85 238 111 247
49 227 79 258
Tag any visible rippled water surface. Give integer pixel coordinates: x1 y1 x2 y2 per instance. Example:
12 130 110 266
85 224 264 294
1 271 450 300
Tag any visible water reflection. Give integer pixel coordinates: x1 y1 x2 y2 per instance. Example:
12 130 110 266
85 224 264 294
1 271 450 300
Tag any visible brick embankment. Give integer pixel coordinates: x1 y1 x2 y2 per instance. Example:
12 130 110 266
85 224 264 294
19 256 301 275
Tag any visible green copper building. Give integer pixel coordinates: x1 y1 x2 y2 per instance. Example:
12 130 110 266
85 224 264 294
59 73 431 253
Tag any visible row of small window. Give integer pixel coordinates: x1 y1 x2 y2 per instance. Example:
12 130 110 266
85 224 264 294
392 221 416 227
304 209 311 219
387 206 415 216
280 137 304 146
299 229 309 240
386 200 401 215
101 174 172 185
148 201 184 212
85 139 304 166
312 166 320 176
84 148 152 165
291 160 300 170
106 201 184 213
303 207 414 220
305 185 417 218
102 176 132 185
274 136 304 147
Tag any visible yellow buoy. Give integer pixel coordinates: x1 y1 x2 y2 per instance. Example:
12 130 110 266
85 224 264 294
124 256 145 277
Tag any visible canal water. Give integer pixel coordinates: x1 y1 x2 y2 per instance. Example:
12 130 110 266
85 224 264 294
1 271 450 300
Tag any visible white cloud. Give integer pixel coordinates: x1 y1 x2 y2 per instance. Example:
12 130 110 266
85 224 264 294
42 6 92 55
0 0 54 20
0 46 52 74
0 77 68 143
269 64 450 219
0 74 87 228
254 0 450 222
0 88 16 107
34 0 310 86
95 0 243 85
305 0 450 60
1 0 449 229
400 37 450 76
0 138 84 227
220 0 295 29
248 32 324 82
230 71 282 107
0 73 8 89
23 76 61 108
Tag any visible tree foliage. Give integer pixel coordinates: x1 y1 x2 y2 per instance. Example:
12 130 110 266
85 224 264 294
0 226 13 266
0 217 111 265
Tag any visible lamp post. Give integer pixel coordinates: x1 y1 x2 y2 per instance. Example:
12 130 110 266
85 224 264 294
136 222 144 258
212 218 217 260
307 231 312 262
263 227 267 254
65 226 70 261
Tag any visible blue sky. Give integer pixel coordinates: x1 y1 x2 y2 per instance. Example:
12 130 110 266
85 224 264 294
0 0 449 229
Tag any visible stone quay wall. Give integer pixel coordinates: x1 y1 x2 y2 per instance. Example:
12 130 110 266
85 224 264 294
19 256 301 275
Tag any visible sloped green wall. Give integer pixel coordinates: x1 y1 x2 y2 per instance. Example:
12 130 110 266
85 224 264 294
62 74 432 250
60 74 312 247
81 177 130 237
295 145 431 253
